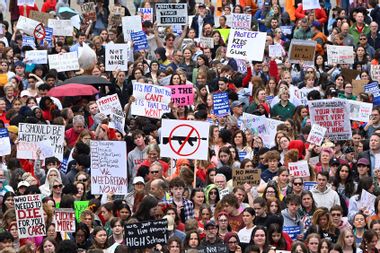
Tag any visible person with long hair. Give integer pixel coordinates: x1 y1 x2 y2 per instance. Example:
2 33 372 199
353 212 368 248
232 130 253 161
224 232 241 253
337 228 362 253
370 220 380 250
113 202 131 223
1 192 14 214
305 233 321 253
250 226 269 253
360 230 379 253
131 195 158 222
306 207 340 243
184 231 200 250
89 226 107 250
268 223 291 250
333 164 357 208
349 177 375 222
125 176 145 214
238 207 255 246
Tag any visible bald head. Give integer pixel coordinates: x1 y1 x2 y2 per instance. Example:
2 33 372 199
341 23 349 34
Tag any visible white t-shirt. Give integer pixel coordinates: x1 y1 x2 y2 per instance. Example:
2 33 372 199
238 226 255 243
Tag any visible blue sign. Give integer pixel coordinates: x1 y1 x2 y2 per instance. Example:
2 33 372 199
40 27 53 48
213 92 230 117
238 151 247 161
131 31 149 51
364 82 380 105
22 36 35 48
304 181 317 191
283 225 301 241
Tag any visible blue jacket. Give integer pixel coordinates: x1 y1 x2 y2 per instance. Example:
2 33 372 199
190 14 214 37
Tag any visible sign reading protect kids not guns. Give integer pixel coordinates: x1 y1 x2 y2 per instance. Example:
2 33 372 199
226 29 266 61
160 119 209 160
90 140 127 194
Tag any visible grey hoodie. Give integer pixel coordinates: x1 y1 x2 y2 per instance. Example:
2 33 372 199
310 184 341 210
281 208 304 240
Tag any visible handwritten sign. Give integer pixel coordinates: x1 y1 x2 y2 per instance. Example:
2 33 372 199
170 85 194 106
138 8 153 22
226 29 267 61
25 50 48 64
288 160 310 177
30 11 54 25
125 220 168 249
14 194 45 239
213 92 230 117
91 141 127 194
365 82 380 105
110 6 125 26
48 19 73 36
96 94 122 115
371 65 380 81
232 168 261 187
307 124 327 146
289 39 317 64
358 189 376 213
326 45 354 65
269 44 283 58
81 2 96 23
48 52 79 72
131 83 171 119
352 79 369 96
199 37 214 49
122 15 142 41
131 31 149 51
308 99 352 141
16 16 40 36
109 109 126 135
74 200 89 222
55 208 76 233
347 100 373 122
17 123 65 161
232 13 252 30
17 0 34 7
0 129 11 156
156 3 187 26
105 43 129 71
302 0 320 10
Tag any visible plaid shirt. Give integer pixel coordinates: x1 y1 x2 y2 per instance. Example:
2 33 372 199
167 197 194 222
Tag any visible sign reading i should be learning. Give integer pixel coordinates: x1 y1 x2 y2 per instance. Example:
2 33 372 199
91 140 127 194
105 44 129 71
226 29 266 61
155 3 187 26
132 83 171 119
14 194 45 239
125 219 168 249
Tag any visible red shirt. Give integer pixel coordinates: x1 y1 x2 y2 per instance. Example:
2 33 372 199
65 128 81 148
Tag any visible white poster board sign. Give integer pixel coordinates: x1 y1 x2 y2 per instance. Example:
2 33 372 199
302 0 320 10
326 45 354 65
105 44 130 71
232 13 252 30
55 208 76 233
48 52 79 72
288 160 310 177
347 100 373 122
156 3 188 26
226 29 267 61
269 44 283 58
96 94 122 115
25 50 48 64
307 124 327 146
48 19 73 36
122 15 142 41
16 16 40 36
18 0 35 7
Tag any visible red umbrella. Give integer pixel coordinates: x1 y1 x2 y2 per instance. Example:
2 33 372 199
47 84 99 97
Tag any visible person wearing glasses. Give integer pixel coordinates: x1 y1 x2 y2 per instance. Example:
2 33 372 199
200 220 223 246
330 205 352 232
39 168 62 198
50 178 63 208
224 232 241 253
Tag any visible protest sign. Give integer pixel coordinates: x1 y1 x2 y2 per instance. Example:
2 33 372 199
371 65 380 81
18 0 35 6
232 168 261 187
170 85 194 106
122 15 142 41
283 226 301 241
109 109 126 134
289 39 317 64
307 124 327 146
326 45 354 65
48 19 73 36
16 16 40 36
125 220 168 249
160 119 210 160
358 189 376 213
105 43 129 71
131 31 149 51
96 94 122 115
25 50 48 64
110 6 125 26
138 8 153 22
280 26 293 35
14 194 45 238
198 244 228 253
347 100 373 122
342 69 361 82
158 74 172 86
91 140 127 194
30 11 54 25
22 36 35 49
40 27 53 47
55 208 76 233
364 82 380 106
48 52 79 72
304 181 318 191
269 44 283 58
0 129 11 156
308 99 352 141
213 92 230 117
74 200 89 221
232 13 252 30
227 29 266 61
17 123 65 160
156 3 187 26
81 2 96 23
352 79 369 96
70 14 81 29
302 0 320 10
131 83 171 118
199 37 214 49
242 113 283 148
288 160 310 177
216 28 231 43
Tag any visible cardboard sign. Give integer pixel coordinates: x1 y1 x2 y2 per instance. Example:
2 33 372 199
17 123 65 160
342 69 361 82
17 0 34 7
348 100 373 122
302 0 321 10
199 37 214 49
125 220 168 249
25 50 48 64
213 92 230 117
198 244 228 253
105 43 129 71
91 140 128 194
232 168 261 186
0 129 11 156
30 11 54 25
289 39 316 64
242 113 283 148
160 119 210 160
352 79 369 96
326 45 354 65
269 44 283 58
307 124 327 146
308 99 352 141
74 200 89 222
226 29 267 61
371 65 380 82
96 94 122 115
232 13 252 30
110 6 125 27
16 16 40 36
14 194 45 238
131 83 171 118
156 3 187 26
365 82 380 105
48 52 79 72
55 208 76 233
288 160 310 177
80 2 96 23
170 85 194 106
131 31 149 51
48 19 73 36
138 8 153 22
122 15 142 41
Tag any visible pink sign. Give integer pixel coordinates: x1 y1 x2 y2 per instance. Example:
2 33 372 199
170 85 194 106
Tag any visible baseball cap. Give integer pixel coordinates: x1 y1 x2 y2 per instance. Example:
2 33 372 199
17 181 30 188
198 3 206 8
329 157 340 166
231 100 244 109
205 220 217 229
132 176 145 185
357 158 369 166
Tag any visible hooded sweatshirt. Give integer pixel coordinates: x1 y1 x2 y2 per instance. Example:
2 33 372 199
311 184 341 210
281 208 303 240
